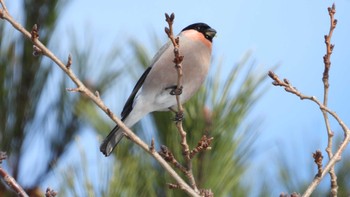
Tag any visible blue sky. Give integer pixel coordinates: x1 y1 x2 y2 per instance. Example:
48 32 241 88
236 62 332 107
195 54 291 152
6 0 350 195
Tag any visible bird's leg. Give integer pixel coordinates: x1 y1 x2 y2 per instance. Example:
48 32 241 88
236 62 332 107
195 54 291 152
166 86 183 121
165 85 183 96
168 106 178 114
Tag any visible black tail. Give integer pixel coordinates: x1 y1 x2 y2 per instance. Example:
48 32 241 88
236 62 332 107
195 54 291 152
100 125 125 156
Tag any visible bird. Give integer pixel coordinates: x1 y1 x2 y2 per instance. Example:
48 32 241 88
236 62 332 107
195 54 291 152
100 23 216 156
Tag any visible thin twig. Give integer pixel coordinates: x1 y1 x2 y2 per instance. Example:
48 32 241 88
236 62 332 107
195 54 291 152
321 4 338 196
0 3 199 197
164 13 199 193
190 135 213 159
268 71 347 131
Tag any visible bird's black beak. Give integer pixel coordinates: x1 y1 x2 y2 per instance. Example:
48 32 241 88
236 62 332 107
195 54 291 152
205 28 217 39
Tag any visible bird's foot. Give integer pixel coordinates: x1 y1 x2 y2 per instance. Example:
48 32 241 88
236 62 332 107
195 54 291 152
165 85 183 96
174 111 184 122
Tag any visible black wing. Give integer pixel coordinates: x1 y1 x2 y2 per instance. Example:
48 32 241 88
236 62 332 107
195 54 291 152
121 67 152 119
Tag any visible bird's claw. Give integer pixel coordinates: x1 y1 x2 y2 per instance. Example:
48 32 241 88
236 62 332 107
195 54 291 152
166 85 183 95
174 111 184 122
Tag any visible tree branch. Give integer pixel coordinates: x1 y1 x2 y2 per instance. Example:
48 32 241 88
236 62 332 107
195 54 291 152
268 71 350 196
321 4 338 196
164 13 199 193
0 2 199 197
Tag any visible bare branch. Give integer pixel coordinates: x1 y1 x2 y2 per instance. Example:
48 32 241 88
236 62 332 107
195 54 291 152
268 71 349 133
320 4 338 195
164 12 199 193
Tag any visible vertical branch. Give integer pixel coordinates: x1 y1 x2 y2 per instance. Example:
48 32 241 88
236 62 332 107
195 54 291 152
321 4 338 196
164 13 199 193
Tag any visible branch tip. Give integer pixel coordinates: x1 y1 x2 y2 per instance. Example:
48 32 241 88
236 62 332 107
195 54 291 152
165 12 175 24
328 4 336 15
170 13 175 21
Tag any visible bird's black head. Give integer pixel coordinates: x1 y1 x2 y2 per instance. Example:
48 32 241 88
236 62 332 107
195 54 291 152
182 23 216 42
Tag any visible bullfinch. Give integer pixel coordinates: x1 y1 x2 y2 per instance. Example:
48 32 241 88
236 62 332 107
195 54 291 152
100 23 216 156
